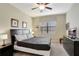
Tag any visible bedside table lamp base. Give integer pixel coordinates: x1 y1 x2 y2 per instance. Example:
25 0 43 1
2 44 6 46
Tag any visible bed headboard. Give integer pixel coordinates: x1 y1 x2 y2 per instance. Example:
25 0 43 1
10 29 30 45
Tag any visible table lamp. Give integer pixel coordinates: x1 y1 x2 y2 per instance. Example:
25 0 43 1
0 34 8 46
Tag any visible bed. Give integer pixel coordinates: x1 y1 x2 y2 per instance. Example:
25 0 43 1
10 29 51 56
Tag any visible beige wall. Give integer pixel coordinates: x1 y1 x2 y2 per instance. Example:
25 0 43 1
0 3 32 45
32 14 66 43
66 4 79 38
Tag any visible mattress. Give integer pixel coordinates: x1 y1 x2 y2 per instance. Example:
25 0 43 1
16 37 50 50
14 45 51 56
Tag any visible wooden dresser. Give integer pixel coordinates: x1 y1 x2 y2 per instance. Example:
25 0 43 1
63 37 79 56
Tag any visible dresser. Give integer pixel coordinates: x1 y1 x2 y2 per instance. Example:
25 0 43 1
63 37 79 56
0 44 13 56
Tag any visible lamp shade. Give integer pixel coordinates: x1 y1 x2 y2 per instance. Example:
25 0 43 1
0 34 8 40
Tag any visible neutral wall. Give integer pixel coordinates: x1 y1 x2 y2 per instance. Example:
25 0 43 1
32 14 66 43
0 3 32 45
66 4 79 38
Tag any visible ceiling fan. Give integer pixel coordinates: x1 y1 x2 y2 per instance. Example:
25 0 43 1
32 3 52 12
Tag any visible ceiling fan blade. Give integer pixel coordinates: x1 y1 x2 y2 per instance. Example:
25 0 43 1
37 3 47 5
45 7 52 10
32 7 38 10
45 3 49 5
37 3 40 5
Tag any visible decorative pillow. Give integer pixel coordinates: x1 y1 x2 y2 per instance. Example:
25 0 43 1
15 35 27 41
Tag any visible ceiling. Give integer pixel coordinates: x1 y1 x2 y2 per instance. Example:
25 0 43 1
10 3 73 17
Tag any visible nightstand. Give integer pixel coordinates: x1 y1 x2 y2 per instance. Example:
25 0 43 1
0 44 13 56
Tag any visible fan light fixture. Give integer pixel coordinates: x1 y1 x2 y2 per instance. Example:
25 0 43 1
32 3 52 12
39 4 45 10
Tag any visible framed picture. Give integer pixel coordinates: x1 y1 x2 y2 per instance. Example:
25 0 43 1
11 18 19 27
22 21 27 28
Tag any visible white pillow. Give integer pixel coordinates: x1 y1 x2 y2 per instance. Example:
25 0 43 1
27 34 33 39
15 35 27 41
